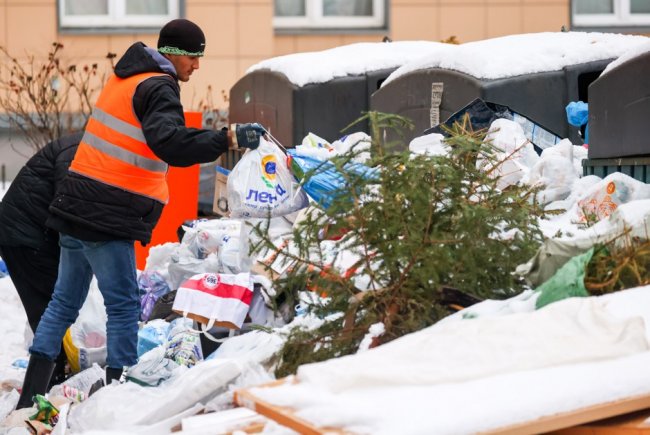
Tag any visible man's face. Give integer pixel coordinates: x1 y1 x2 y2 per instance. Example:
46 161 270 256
167 54 200 82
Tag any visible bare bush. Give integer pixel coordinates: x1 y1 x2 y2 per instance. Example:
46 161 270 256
0 42 115 155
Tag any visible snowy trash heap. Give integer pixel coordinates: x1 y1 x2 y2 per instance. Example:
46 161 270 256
3 118 650 434
1 120 650 433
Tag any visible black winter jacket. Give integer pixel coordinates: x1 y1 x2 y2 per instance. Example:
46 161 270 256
0 133 82 250
47 42 229 245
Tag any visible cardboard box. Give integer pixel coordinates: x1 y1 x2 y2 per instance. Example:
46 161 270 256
212 165 231 217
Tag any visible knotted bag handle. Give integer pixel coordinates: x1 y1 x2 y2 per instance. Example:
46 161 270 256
182 311 237 343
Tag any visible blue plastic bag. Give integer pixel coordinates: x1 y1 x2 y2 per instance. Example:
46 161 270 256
566 101 589 143
137 319 171 357
0 258 8 277
287 150 376 210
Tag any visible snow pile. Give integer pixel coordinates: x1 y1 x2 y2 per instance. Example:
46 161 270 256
0 278 28 390
296 296 648 392
245 33 650 89
602 39 650 75
384 32 650 84
249 288 650 435
246 41 455 87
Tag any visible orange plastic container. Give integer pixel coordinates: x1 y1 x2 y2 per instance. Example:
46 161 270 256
134 112 202 270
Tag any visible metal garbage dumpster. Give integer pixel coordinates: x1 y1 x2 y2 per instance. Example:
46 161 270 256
371 32 647 147
587 48 650 159
229 41 450 147
582 156 650 183
230 70 369 148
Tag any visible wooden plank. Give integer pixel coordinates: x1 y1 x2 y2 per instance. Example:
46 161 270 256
234 379 347 435
484 394 650 435
550 409 650 435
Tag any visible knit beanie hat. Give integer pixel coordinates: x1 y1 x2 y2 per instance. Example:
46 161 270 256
157 19 205 57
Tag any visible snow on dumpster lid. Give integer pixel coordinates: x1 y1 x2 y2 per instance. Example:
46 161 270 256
245 41 457 87
601 39 650 76
382 32 650 85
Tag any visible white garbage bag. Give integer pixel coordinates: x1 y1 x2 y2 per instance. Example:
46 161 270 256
227 137 308 219
62 279 107 373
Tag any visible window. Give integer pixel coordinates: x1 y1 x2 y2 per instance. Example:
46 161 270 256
59 0 180 29
572 0 650 27
274 0 385 30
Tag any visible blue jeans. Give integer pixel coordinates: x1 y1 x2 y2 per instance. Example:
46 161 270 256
30 234 140 369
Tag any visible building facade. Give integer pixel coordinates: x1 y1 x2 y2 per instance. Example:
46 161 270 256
0 0 647 175
0 0 584 111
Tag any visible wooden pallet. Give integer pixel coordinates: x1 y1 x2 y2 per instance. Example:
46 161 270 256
550 409 650 435
235 378 650 435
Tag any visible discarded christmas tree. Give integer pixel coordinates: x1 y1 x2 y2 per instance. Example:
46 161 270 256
585 232 650 294
251 113 546 377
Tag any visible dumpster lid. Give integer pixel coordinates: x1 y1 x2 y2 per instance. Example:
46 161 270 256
383 32 650 85
246 41 456 87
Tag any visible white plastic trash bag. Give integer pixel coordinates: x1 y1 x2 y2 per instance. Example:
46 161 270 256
49 363 105 402
127 342 179 386
227 137 309 218
479 119 540 190
572 172 650 223
167 249 221 291
181 219 242 260
524 139 580 205
62 278 107 373
0 390 19 422
67 359 245 432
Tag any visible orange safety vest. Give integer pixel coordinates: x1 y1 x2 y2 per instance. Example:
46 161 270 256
70 72 170 204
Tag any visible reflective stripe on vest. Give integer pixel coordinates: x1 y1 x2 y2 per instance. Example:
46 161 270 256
70 72 170 203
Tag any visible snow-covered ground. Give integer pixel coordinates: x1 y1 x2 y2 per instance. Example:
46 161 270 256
0 272 29 388
0 183 32 422
0 183 31 383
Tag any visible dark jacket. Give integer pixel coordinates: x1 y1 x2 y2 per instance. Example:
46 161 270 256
47 42 229 245
0 133 82 250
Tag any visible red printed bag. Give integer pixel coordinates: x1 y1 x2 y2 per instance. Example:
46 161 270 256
172 272 254 330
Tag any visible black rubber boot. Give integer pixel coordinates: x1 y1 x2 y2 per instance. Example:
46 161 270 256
88 367 125 397
16 354 56 409
106 367 124 384
47 352 69 390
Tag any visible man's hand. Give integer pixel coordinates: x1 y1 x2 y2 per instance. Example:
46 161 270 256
230 123 267 150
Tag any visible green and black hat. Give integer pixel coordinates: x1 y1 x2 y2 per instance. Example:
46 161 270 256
157 19 205 57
